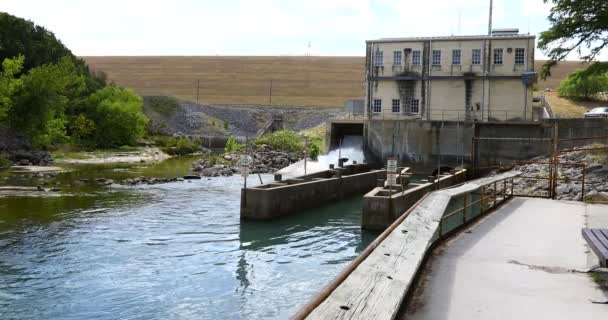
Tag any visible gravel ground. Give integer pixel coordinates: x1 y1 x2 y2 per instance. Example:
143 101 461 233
500 144 608 201
148 100 344 138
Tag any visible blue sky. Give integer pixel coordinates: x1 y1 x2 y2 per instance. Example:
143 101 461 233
2 0 564 58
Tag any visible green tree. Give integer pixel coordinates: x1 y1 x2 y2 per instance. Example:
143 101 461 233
10 56 85 147
0 55 24 121
539 0 608 79
0 12 105 94
558 69 608 99
86 86 148 147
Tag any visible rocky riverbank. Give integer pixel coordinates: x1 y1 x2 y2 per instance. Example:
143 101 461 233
0 124 53 166
191 144 300 177
506 144 608 201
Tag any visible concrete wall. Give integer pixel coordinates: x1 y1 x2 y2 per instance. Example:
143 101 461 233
364 118 608 170
241 166 386 220
366 119 474 168
361 170 467 230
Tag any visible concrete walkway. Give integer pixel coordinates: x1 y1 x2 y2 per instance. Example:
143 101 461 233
403 197 608 320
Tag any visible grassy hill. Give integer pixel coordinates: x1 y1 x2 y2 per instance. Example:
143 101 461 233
82 56 585 107
534 60 588 90
83 56 365 107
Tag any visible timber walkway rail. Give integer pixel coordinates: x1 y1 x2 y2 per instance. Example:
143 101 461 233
292 171 520 320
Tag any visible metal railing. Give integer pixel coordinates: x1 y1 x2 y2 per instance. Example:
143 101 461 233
438 175 515 238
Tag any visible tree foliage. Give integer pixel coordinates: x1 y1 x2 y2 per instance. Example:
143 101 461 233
539 0 608 79
0 13 152 151
0 12 106 94
0 55 24 121
11 57 85 147
558 69 608 99
86 86 148 147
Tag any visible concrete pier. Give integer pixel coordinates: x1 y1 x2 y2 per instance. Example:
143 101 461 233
240 163 385 220
362 170 467 230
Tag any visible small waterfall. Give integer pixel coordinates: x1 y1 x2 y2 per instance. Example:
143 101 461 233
277 135 366 178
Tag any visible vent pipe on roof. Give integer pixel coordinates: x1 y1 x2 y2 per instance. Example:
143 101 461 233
492 28 520 36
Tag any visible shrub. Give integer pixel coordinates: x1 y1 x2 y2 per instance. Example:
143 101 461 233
86 86 148 147
223 120 229 130
309 142 320 160
255 130 306 153
155 136 201 156
224 136 243 153
558 69 608 99
145 96 180 116
0 153 11 168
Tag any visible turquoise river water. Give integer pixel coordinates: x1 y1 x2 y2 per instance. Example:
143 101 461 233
0 156 378 319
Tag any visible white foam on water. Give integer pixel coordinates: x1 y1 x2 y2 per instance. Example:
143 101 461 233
277 135 365 178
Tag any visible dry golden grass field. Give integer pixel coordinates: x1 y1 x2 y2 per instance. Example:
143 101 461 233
82 56 586 107
83 56 365 107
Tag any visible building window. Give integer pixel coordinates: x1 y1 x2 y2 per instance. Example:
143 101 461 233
373 99 382 113
493 48 503 65
374 51 383 66
392 99 400 113
393 51 402 66
515 48 525 65
409 99 420 114
472 49 481 65
432 50 441 65
452 49 461 65
412 50 421 65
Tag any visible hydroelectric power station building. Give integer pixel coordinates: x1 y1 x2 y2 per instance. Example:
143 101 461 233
364 29 536 121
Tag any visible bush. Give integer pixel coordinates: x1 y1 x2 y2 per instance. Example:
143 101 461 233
86 86 148 147
558 69 608 99
309 142 320 160
0 153 11 168
145 96 180 116
155 136 201 155
224 136 242 153
255 130 306 153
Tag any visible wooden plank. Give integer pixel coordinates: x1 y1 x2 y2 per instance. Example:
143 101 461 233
599 229 608 245
303 172 519 320
582 229 608 264
306 193 451 320
591 229 608 251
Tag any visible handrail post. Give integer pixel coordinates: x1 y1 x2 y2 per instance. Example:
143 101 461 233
463 193 468 223
510 177 514 197
582 165 586 202
503 179 507 201
493 181 497 207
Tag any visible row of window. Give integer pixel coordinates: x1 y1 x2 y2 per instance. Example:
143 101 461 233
372 99 420 114
373 48 526 67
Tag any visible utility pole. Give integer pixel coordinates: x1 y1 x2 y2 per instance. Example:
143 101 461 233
196 79 200 104
268 79 273 105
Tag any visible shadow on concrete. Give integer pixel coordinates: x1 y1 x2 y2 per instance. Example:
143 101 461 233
400 197 526 320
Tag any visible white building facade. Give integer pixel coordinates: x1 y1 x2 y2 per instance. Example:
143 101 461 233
365 31 536 121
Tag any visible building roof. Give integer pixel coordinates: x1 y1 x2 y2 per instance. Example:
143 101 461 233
366 34 535 43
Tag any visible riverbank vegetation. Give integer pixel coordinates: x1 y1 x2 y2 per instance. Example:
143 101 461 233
0 12 150 158
154 136 202 156
558 69 608 100
254 130 320 159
